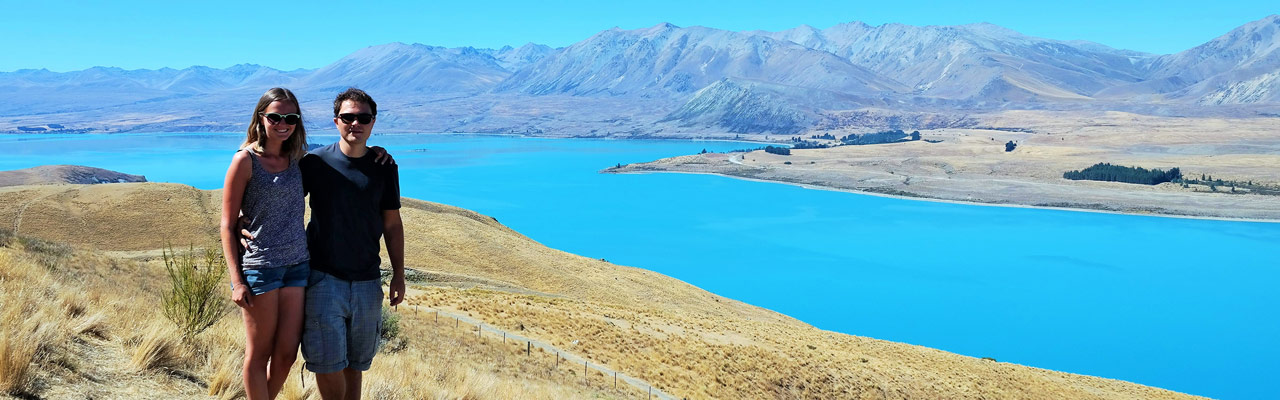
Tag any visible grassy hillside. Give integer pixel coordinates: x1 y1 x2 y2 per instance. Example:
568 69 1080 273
0 182 1205 399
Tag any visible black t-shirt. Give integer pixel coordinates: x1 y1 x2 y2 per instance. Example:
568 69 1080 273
301 143 401 281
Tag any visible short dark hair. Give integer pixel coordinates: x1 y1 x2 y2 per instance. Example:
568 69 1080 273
333 87 377 117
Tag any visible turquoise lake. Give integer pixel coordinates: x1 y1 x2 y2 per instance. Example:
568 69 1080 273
3 133 1276 399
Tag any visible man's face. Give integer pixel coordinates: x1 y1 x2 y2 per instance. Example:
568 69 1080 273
334 100 375 146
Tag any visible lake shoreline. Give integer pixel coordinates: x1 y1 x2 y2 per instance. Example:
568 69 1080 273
606 158 1280 224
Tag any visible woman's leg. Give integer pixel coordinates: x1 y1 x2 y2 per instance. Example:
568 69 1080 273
267 286 304 398
242 289 281 400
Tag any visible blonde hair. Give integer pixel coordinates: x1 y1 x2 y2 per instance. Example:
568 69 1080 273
243 87 308 161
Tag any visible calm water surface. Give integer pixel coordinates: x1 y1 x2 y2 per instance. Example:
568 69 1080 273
3 133 1276 399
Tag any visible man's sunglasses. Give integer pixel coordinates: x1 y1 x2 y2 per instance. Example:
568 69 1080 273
261 113 301 125
337 113 375 124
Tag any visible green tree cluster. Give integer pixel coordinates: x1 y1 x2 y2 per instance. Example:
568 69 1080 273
841 129 910 145
764 146 791 155
1063 163 1182 185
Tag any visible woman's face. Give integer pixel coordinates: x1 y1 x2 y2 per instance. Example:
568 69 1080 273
260 100 299 143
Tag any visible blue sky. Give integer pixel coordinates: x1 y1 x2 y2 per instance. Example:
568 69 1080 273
7 0 1275 72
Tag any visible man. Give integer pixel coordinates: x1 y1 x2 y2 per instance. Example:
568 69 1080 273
299 87 405 400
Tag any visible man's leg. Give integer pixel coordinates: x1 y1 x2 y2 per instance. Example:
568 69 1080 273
342 278 383 399
302 270 352 400
315 371 348 399
343 368 363 400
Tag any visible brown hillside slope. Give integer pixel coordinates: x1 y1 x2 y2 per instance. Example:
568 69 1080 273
0 182 1204 399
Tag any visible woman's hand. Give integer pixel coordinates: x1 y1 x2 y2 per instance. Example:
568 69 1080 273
371 146 395 165
232 284 253 308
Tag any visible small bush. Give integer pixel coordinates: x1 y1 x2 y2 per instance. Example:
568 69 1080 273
379 306 406 353
161 245 230 339
0 229 14 248
380 306 402 341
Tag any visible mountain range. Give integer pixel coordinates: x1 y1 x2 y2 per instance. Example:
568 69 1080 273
5 15 1278 135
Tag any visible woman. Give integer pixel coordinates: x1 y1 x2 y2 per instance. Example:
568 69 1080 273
221 87 311 400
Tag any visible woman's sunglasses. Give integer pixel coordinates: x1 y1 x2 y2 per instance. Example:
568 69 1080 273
261 113 301 125
337 113 375 124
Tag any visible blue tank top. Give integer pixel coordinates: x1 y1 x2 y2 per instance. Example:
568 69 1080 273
239 150 309 268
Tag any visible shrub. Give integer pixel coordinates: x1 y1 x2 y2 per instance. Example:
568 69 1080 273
380 306 402 341
379 306 406 353
161 245 230 339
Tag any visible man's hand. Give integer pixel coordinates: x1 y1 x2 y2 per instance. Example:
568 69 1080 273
238 216 253 254
389 273 405 307
371 146 395 165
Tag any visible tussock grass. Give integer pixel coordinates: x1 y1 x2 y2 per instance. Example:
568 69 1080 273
0 245 81 396
128 322 183 371
0 289 44 395
204 350 242 399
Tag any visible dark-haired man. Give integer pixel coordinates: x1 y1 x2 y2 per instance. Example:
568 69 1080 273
298 88 405 400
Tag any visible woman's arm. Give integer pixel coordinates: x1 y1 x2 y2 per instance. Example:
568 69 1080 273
220 151 254 308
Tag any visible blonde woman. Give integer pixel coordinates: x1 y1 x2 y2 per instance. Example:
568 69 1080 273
220 87 313 400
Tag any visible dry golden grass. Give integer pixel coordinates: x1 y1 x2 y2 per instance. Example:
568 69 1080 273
0 182 1208 399
0 228 628 399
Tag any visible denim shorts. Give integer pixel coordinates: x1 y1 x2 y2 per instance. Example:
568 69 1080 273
239 261 310 296
301 269 383 374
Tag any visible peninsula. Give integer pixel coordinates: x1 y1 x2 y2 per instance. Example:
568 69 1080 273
609 111 1280 221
